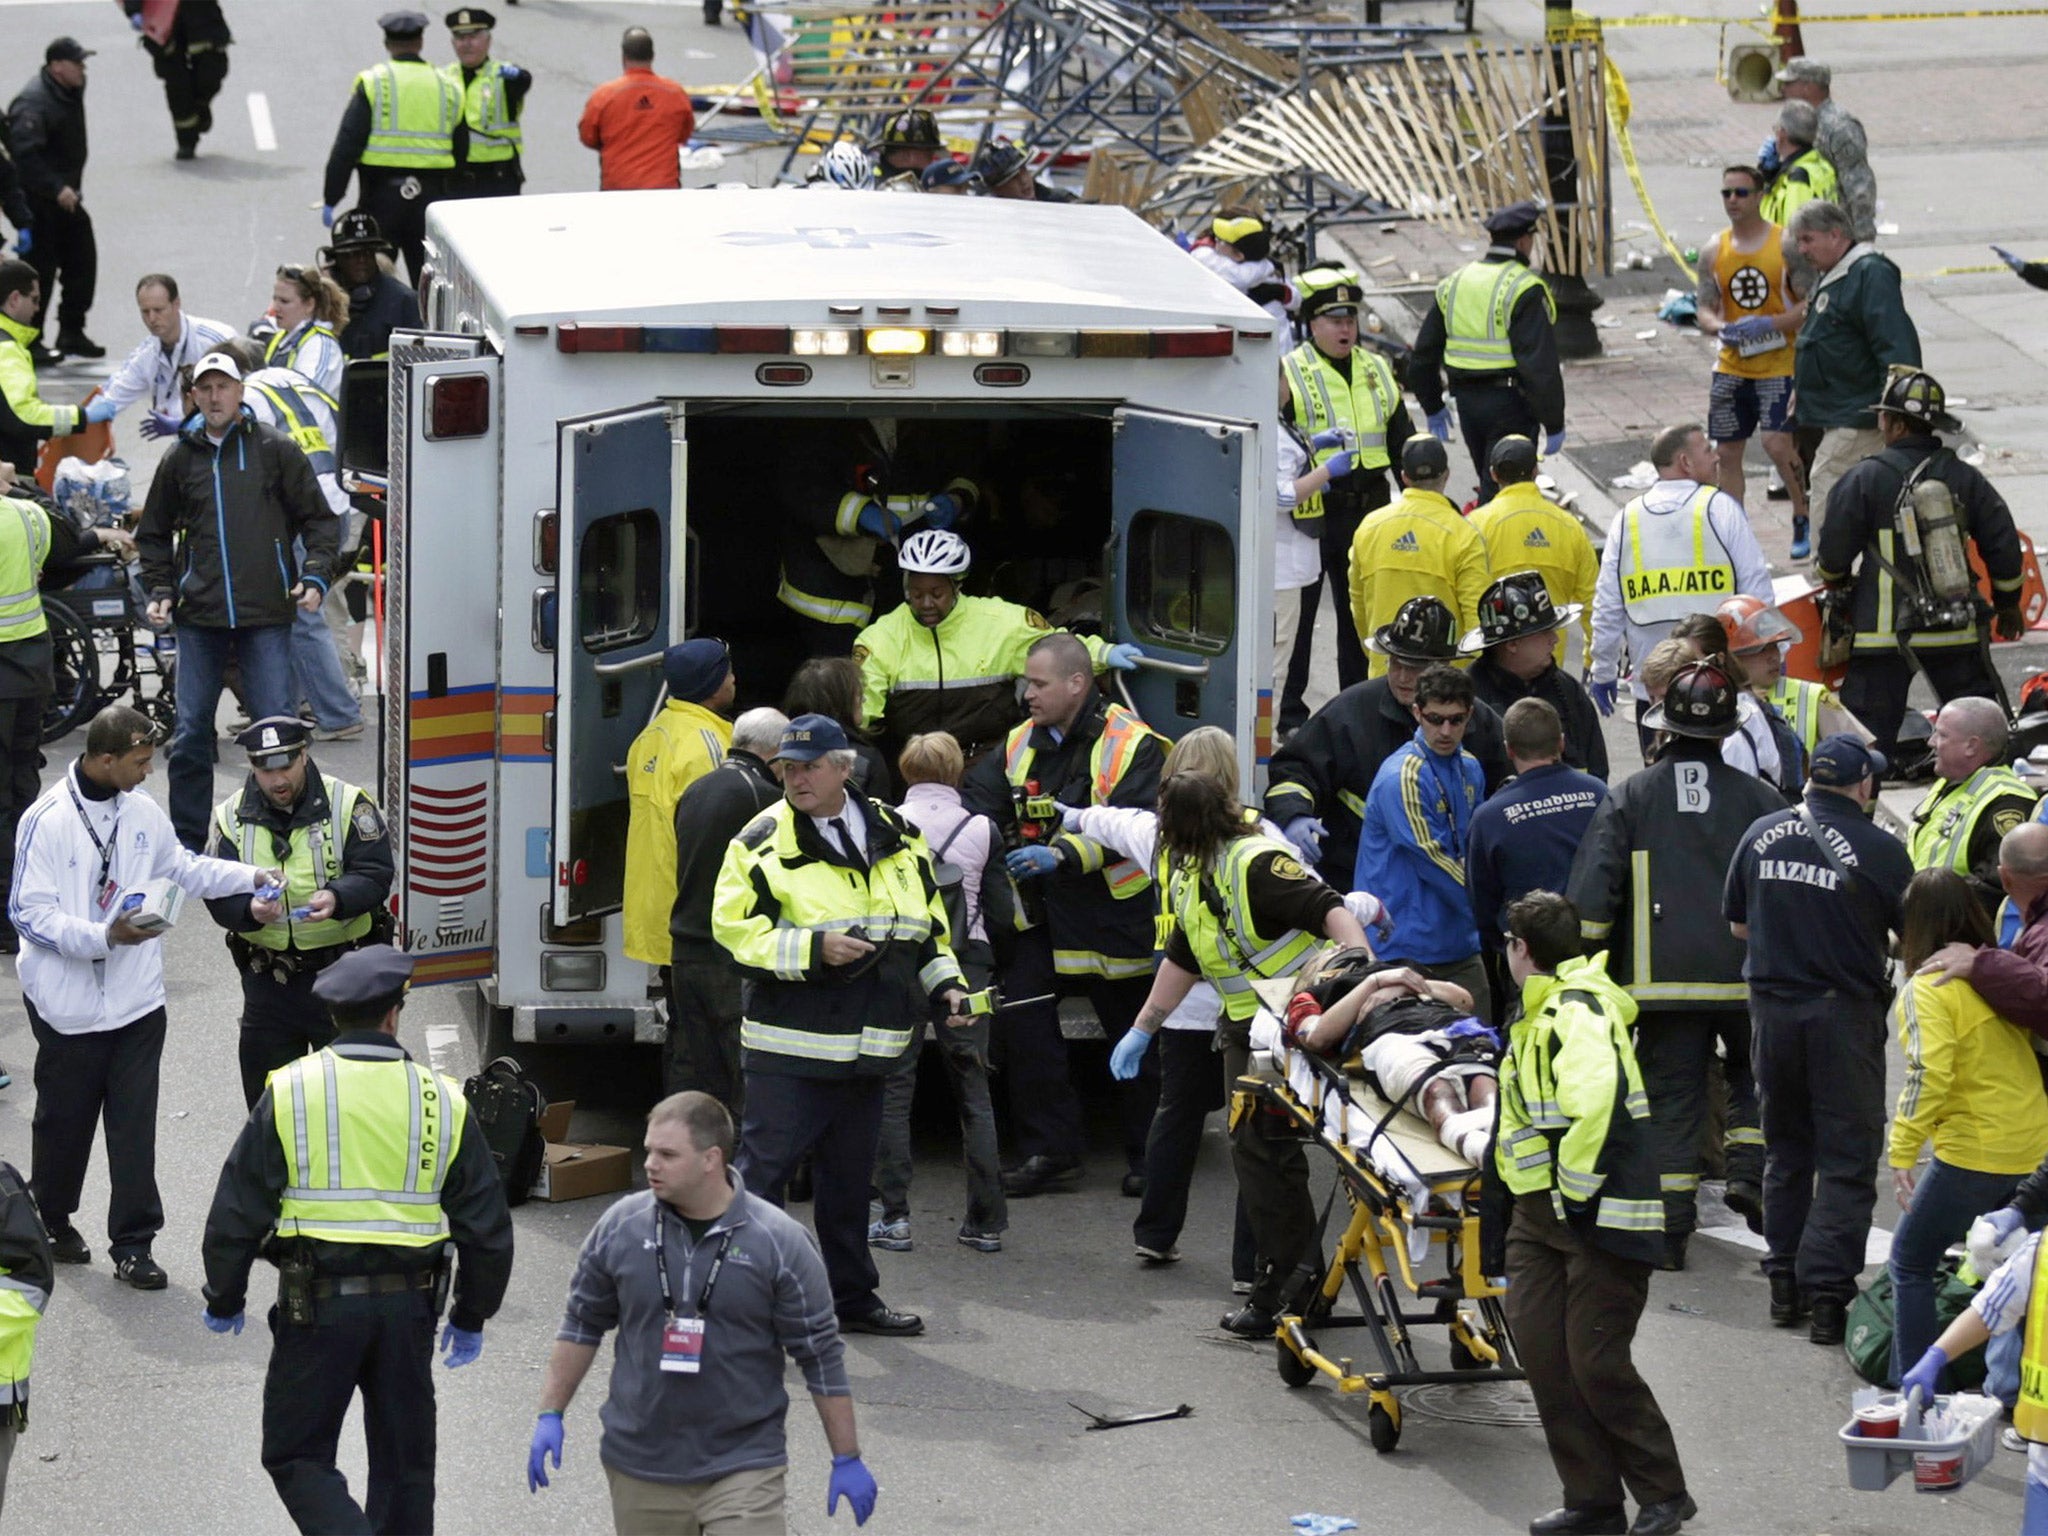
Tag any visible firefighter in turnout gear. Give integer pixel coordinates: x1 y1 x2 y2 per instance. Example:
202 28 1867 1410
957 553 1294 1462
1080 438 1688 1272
200 945 515 1536
1462 570 1607 781
442 8 530 199
1908 696 2040 921
205 718 395 1110
1815 366 2027 760
1348 435 1491 681
1567 662 1788 1269
1408 201 1568 488
1283 266 1415 688
1469 435 1597 669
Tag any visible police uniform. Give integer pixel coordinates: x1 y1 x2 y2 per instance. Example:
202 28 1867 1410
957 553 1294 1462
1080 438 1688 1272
1566 665 1788 1263
1722 737 1915 1330
322 12 463 284
1408 202 1567 486
1283 269 1415 689
200 946 514 1536
1909 762 2040 920
205 718 394 1109
1759 146 1838 228
711 715 963 1331
442 8 531 199
1346 437 1492 680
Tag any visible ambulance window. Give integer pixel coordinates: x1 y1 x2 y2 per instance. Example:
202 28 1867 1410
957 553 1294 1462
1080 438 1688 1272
1128 513 1233 655
576 509 662 652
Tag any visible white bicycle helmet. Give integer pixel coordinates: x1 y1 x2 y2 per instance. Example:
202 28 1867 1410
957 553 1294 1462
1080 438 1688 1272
898 528 972 578
820 140 873 190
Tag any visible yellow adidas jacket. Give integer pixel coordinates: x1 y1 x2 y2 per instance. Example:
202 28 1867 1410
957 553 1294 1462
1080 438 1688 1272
1347 486 1490 676
1890 974 2048 1176
623 699 733 964
1469 481 1598 665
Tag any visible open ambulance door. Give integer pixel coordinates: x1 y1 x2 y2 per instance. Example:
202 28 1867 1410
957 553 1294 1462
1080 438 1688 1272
552 404 681 927
1108 408 1253 744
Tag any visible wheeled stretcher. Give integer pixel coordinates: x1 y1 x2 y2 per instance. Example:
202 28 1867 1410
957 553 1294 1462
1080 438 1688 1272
1240 998 1523 1453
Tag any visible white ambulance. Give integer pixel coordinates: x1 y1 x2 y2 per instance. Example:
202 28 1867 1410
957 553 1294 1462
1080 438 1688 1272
352 188 1282 1048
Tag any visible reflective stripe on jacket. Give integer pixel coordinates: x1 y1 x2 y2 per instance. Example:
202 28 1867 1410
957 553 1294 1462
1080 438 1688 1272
273 1046 467 1245
1169 833 1321 1020
623 700 731 964
1436 258 1554 374
1909 765 2038 874
356 60 459 169
1617 485 1736 626
446 60 522 163
214 776 375 952
0 496 51 643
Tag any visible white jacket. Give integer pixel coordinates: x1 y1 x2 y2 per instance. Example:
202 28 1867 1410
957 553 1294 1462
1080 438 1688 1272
99 313 238 417
11 763 261 1034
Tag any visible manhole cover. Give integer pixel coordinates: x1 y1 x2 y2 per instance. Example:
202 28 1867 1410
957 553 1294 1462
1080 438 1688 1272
1399 1380 1543 1427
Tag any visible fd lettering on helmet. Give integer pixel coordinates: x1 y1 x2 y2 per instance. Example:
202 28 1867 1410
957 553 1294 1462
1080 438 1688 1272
1675 761 1712 814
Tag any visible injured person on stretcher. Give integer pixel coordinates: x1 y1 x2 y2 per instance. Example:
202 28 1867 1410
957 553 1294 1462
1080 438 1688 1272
1279 949 1500 1167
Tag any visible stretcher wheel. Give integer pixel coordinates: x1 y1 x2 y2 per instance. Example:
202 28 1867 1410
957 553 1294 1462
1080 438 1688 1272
1277 1335 1317 1388
1368 1401 1401 1453
1448 1336 1482 1371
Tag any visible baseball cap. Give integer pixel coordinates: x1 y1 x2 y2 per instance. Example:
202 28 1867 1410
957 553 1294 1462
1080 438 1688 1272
1809 733 1887 788
46 38 95 64
1775 58 1831 86
193 351 241 383
1401 435 1450 480
775 713 850 762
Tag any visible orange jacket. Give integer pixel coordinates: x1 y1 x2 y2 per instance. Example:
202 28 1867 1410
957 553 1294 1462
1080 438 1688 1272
577 66 695 191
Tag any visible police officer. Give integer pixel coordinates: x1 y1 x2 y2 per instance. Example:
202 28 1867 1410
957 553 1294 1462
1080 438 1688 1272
1409 200 1567 487
442 8 530 200
1908 696 2039 919
1461 570 1607 780
852 529 1142 763
1347 435 1491 681
200 945 514 1536
1264 595 1509 890
322 11 462 285
328 211 421 361
1568 661 1787 1270
205 717 394 1109
874 109 942 189
1816 367 2027 759
1469 435 1598 669
963 632 1167 1197
711 713 968 1336
1724 735 1913 1345
122 0 232 161
1284 267 1414 689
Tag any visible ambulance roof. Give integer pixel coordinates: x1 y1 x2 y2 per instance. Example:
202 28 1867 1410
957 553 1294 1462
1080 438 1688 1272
425 188 1269 329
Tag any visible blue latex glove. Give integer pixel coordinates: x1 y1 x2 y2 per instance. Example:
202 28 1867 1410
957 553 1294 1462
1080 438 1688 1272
201 1307 244 1335
528 1414 564 1492
828 1454 878 1526
854 500 900 540
1994 245 2027 274
1282 816 1326 864
1443 1017 1500 1049
1309 428 1349 451
1590 680 1618 717
1986 1206 2028 1244
1109 1027 1154 1081
1323 448 1358 479
439 1322 483 1368
1900 1344 1947 1409
140 410 184 440
131 10 145 29
321 205 337 230
11 228 27 256
1105 641 1145 671
920 492 963 530
1757 136 1781 175
1005 845 1060 879
1543 429 1566 458
1426 409 1453 442
81 398 118 425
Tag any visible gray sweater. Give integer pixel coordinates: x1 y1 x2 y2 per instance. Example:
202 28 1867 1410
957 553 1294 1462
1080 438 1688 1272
558 1174 849 1485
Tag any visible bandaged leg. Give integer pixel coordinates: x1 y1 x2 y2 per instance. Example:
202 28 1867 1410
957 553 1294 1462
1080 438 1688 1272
1358 1035 1496 1163
1440 1105 1494 1166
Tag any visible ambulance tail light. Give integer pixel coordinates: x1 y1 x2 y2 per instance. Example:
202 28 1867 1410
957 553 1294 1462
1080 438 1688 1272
975 363 1029 388
756 364 812 386
791 328 856 356
1008 331 1077 359
715 326 793 354
1148 327 1235 358
541 952 606 992
863 327 930 356
423 373 491 439
938 330 1003 359
556 324 793 354
533 509 558 574
555 323 641 353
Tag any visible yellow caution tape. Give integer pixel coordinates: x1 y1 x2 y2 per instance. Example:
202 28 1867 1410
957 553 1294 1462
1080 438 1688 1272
1603 57 1699 281
1586 6 2048 27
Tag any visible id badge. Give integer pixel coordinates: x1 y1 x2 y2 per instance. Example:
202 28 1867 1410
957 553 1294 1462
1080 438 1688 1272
96 877 120 915
660 1316 706 1374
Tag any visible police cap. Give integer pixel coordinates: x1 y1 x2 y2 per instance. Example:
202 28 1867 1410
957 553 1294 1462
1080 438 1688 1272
1484 200 1544 241
1295 266 1364 322
446 7 496 32
313 945 416 1017
379 10 431 39
1401 435 1450 481
236 715 311 769
775 713 851 762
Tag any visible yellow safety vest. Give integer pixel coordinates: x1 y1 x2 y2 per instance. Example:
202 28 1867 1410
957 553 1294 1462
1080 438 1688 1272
2017 1237 2048 1443
0 496 51 643
0 1266 42 1413
214 777 377 952
1765 677 1829 757
1169 834 1322 1020
1003 704 1161 905
1759 148 1839 228
1618 486 1737 625
445 60 522 164
356 60 459 171
1282 340 1400 526
247 374 339 479
1436 258 1555 375
273 1047 467 1246
1909 765 2038 874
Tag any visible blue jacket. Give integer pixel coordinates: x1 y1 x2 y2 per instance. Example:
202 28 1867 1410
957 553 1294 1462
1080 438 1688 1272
1466 761 1609 952
1355 733 1486 965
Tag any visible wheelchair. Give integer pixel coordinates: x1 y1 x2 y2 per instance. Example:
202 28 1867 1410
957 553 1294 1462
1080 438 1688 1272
41 553 177 744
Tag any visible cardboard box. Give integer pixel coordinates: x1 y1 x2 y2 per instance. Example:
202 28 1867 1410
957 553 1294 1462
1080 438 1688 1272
530 1101 633 1202
118 878 186 935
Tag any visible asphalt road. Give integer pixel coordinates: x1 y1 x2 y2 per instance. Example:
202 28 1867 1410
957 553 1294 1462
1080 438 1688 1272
0 1 2029 1532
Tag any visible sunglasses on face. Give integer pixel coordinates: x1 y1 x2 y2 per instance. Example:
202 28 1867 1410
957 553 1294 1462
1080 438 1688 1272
1721 187 1757 200
1419 711 1470 729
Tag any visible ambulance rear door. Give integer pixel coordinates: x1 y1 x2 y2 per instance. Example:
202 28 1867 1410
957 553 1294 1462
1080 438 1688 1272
1109 407 1253 738
552 403 682 927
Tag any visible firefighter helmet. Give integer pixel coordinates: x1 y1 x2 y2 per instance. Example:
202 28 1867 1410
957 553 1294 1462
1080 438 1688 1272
1458 570 1580 654
1877 365 1961 433
1642 660 1741 739
1366 595 1459 661
879 109 941 150
1715 594 1803 655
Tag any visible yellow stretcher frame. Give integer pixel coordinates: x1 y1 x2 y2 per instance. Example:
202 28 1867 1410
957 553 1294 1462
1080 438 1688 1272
1236 1039 1524 1454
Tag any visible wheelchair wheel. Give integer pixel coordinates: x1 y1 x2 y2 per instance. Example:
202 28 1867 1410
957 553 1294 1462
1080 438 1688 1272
1276 1334 1317 1389
40 598 99 743
1368 1400 1401 1453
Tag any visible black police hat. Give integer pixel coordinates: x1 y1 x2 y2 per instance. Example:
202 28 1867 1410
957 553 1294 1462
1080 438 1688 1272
1484 200 1544 241
313 945 417 1017
379 10 431 39
1459 570 1581 654
1401 435 1450 481
446 6 496 31
1367 596 1459 661
236 715 311 769
1642 660 1741 740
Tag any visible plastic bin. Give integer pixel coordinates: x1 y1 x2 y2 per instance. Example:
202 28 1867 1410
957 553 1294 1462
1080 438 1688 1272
1839 1388 2001 1493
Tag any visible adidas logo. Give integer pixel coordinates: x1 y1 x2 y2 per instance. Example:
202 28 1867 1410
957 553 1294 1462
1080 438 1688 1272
1391 531 1419 551
1524 529 1551 547
634 95 653 110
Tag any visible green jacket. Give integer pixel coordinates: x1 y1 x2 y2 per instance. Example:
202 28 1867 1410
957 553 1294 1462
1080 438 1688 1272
1791 245 1920 432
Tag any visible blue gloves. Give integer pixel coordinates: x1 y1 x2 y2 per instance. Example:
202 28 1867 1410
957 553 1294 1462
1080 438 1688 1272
201 1307 244 1335
1324 449 1358 479
1994 245 2027 274
81 398 118 425
1900 1344 1947 1408
12 228 28 256
439 1322 483 1368
1443 1017 1499 1049
1543 429 1566 457
131 11 145 30
1309 428 1349 451
140 410 184 440
1005 845 1060 879
321 205 337 230
1105 642 1145 671
528 1413 564 1492
1109 1027 1154 1081
1986 1206 2028 1245
828 1454 878 1526
920 492 964 530
854 500 900 540
1590 680 1618 717
1426 409 1453 442
1757 136 1781 175
1721 316 1776 346
1282 816 1326 864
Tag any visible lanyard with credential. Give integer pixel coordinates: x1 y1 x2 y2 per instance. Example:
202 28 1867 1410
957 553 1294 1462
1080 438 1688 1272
655 1207 733 1322
67 780 119 906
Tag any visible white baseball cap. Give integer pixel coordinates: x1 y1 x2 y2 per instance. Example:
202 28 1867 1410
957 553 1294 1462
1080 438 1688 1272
193 351 242 383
